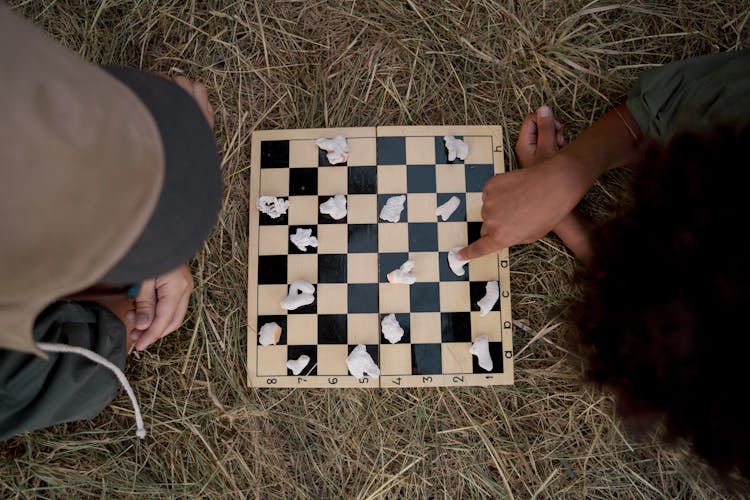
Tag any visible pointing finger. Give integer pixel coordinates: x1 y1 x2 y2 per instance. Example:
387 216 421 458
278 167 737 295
457 235 501 261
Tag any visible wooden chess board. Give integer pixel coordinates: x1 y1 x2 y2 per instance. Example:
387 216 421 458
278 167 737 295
247 126 513 388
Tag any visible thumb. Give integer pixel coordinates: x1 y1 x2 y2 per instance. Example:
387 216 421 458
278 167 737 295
133 279 157 330
536 105 558 158
457 235 501 261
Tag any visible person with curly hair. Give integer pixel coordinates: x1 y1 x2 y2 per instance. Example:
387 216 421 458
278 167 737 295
459 49 750 477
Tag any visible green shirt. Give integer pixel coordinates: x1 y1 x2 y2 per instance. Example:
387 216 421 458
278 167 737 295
626 49 750 143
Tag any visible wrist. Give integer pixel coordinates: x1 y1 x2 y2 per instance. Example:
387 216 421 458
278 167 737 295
561 104 643 175
553 210 594 265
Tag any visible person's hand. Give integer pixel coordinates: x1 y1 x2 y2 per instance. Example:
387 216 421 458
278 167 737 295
158 73 215 130
126 264 194 351
458 107 588 260
513 106 595 263
458 103 642 261
458 105 596 263
514 106 565 167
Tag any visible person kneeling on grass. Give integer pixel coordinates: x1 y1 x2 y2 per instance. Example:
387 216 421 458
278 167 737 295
459 49 750 478
0 7 221 440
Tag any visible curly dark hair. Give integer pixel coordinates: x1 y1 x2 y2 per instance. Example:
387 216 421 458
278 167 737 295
574 124 750 477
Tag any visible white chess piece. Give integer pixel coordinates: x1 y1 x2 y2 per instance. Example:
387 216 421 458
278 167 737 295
381 314 404 344
258 322 282 346
447 247 469 277
315 136 349 164
346 344 380 378
320 194 347 220
290 228 318 252
387 260 416 285
379 195 406 223
470 335 493 371
287 355 311 375
443 136 469 161
435 196 460 221
280 280 316 311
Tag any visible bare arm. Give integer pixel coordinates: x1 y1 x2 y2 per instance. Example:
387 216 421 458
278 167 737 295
552 210 595 265
458 104 643 261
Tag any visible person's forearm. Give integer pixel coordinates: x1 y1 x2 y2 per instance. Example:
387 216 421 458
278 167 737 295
548 105 641 265
458 103 644 260
527 104 644 231
557 103 644 190
553 210 595 266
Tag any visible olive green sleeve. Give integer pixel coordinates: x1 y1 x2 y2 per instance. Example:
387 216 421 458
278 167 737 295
0 301 126 441
626 48 750 143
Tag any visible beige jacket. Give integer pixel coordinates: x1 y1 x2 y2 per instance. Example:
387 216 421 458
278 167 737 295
0 6 164 355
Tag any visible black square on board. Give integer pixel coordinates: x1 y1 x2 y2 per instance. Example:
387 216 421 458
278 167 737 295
258 255 288 284
378 252 410 283
377 194 408 223
318 147 348 167
410 282 440 312
467 221 483 244
318 254 347 283
347 344 379 368
288 225 318 254
260 140 289 168
465 164 495 192
408 223 438 252
406 164 437 193
472 341 504 373
257 315 287 345
436 193 467 221
348 224 378 253
317 315 347 344
439 251 469 281
258 210 288 226
318 196 347 224
434 135 465 164
348 283 379 313
440 312 472 342
348 166 377 194
289 168 318 196
377 136 406 165
470 281 501 313
287 345 318 376
411 344 442 375
380 313 410 343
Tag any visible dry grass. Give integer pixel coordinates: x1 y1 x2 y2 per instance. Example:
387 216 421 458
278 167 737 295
2 0 749 497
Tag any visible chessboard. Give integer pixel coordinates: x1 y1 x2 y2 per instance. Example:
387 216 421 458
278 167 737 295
247 126 513 388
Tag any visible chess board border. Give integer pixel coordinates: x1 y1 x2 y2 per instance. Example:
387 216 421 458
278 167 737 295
248 126 512 388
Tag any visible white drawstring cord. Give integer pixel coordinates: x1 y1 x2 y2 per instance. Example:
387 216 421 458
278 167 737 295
37 342 146 439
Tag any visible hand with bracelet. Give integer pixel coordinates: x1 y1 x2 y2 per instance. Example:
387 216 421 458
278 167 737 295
458 103 643 265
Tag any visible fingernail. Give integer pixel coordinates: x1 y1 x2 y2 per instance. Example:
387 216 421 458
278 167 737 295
125 311 135 322
130 332 140 340
539 105 552 117
137 313 149 325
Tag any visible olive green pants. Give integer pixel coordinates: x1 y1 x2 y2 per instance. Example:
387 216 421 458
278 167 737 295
0 302 125 441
